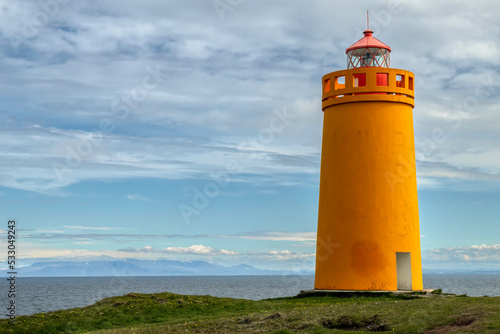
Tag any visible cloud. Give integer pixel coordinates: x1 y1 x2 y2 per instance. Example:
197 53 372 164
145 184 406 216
416 161 500 190
246 249 315 260
117 245 314 260
63 225 118 231
126 194 152 201
228 231 317 242
21 232 185 243
118 245 238 255
248 250 294 256
20 229 316 244
1 1 497 195
4 245 143 261
423 244 500 268
116 245 313 267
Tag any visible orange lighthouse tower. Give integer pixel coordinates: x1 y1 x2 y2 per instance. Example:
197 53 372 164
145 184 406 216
314 28 423 291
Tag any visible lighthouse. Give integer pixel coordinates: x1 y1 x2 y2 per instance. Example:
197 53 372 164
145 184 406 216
314 28 423 291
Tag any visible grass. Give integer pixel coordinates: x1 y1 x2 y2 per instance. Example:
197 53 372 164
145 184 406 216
1 291 500 333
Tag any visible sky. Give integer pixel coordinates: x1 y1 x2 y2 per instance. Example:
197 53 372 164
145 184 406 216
0 0 499 272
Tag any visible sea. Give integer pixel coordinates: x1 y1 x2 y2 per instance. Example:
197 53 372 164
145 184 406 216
1 274 500 318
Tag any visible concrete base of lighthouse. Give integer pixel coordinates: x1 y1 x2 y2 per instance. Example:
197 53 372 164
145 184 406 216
298 289 439 298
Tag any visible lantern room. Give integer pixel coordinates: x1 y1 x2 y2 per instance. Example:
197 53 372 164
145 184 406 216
346 30 391 69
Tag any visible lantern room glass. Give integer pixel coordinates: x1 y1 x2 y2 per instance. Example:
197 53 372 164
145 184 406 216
347 48 390 69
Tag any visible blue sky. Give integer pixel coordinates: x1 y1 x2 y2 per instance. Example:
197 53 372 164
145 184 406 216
0 0 499 271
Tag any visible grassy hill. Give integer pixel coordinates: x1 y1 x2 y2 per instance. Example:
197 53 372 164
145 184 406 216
1 290 500 333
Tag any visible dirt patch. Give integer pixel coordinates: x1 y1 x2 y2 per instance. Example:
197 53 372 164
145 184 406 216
449 316 476 327
426 316 477 334
238 317 253 324
322 314 389 331
264 312 282 320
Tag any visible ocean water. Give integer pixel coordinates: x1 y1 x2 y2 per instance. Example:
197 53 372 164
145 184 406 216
1 274 500 318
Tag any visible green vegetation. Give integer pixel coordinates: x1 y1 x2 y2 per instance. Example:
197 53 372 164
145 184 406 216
1 291 500 333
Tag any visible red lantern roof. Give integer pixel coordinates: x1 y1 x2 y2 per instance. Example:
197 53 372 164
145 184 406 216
345 30 391 54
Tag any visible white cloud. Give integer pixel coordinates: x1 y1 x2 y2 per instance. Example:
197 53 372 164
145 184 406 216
119 245 238 256
63 225 117 231
164 245 234 255
424 244 500 268
116 245 313 262
126 194 151 201
0 1 497 194
416 161 500 190
3 245 141 261
247 249 315 260
232 231 316 242
16 230 316 245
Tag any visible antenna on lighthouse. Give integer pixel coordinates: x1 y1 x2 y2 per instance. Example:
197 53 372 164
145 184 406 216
367 10 369 30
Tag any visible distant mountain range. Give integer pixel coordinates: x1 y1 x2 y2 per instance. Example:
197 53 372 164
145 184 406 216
2 259 309 277
3 257 496 278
